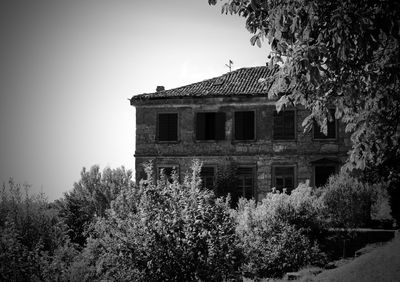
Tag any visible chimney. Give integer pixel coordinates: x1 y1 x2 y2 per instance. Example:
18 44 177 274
156 86 165 92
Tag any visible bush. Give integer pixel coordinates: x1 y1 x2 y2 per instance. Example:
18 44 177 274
0 179 79 281
81 160 241 281
234 183 326 279
320 172 392 228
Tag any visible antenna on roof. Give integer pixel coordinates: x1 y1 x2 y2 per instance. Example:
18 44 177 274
225 60 233 72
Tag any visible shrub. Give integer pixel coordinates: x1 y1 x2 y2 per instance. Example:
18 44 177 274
82 160 241 281
234 183 326 279
320 172 392 228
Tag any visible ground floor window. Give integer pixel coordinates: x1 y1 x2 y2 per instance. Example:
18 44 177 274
157 165 179 182
200 166 216 189
236 167 255 200
314 165 336 187
272 166 295 193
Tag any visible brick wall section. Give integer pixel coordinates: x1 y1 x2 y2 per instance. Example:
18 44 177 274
134 96 351 201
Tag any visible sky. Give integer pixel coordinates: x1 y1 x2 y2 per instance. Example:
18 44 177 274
0 0 271 201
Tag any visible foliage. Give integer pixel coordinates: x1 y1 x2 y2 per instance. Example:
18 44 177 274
234 183 326 279
59 165 135 246
0 179 78 281
80 160 241 281
208 0 400 182
319 172 392 228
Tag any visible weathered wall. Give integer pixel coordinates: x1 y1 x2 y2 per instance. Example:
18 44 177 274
134 96 351 200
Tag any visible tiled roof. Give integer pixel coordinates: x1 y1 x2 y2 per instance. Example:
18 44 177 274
130 66 279 103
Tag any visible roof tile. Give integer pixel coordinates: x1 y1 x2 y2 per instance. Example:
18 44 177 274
130 66 279 103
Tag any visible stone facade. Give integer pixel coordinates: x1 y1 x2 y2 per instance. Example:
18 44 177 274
133 95 351 201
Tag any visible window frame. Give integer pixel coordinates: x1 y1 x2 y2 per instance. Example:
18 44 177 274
271 164 297 193
200 165 217 189
312 162 339 187
156 112 179 143
233 110 256 142
195 111 226 142
312 109 338 140
236 165 257 201
272 109 296 141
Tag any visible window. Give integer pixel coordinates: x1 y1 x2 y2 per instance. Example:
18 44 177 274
196 112 225 141
314 110 336 139
200 166 216 189
272 166 295 193
314 165 336 187
273 110 295 140
234 111 255 141
157 113 178 141
236 167 255 200
157 165 178 182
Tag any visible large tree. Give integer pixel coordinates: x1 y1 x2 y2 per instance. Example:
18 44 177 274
208 0 400 182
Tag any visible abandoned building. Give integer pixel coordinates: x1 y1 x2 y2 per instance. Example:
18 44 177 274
130 66 351 202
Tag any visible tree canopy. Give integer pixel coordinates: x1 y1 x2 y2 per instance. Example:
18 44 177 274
208 0 400 182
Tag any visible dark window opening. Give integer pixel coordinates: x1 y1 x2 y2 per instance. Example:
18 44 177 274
273 110 295 140
158 166 178 182
314 110 336 139
200 166 215 189
196 112 225 141
236 167 254 200
235 111 255 141
273 166 295 193
315 165 336 187
157 113 178 141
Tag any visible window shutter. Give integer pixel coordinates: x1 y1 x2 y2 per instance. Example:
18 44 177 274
245 111 255 140
196 113 206 140
235 112 244 140
168 114 178 141
215 112 225 140
284 111 295 139
273 111 284 139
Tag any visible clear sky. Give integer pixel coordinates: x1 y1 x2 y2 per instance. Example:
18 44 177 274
0 0 271 201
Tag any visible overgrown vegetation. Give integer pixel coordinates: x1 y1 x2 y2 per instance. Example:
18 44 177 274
0 162 393 281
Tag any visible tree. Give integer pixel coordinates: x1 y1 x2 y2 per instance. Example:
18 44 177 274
208 0 400 183
59 165 135 246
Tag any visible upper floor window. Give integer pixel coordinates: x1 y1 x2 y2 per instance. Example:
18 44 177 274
196 112 225 141
272 166 295 193
273 110 295 140
234 111 255 141
314 110 336 139
157 113 178 142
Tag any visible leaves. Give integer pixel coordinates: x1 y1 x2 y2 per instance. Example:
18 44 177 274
210 0 400 182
